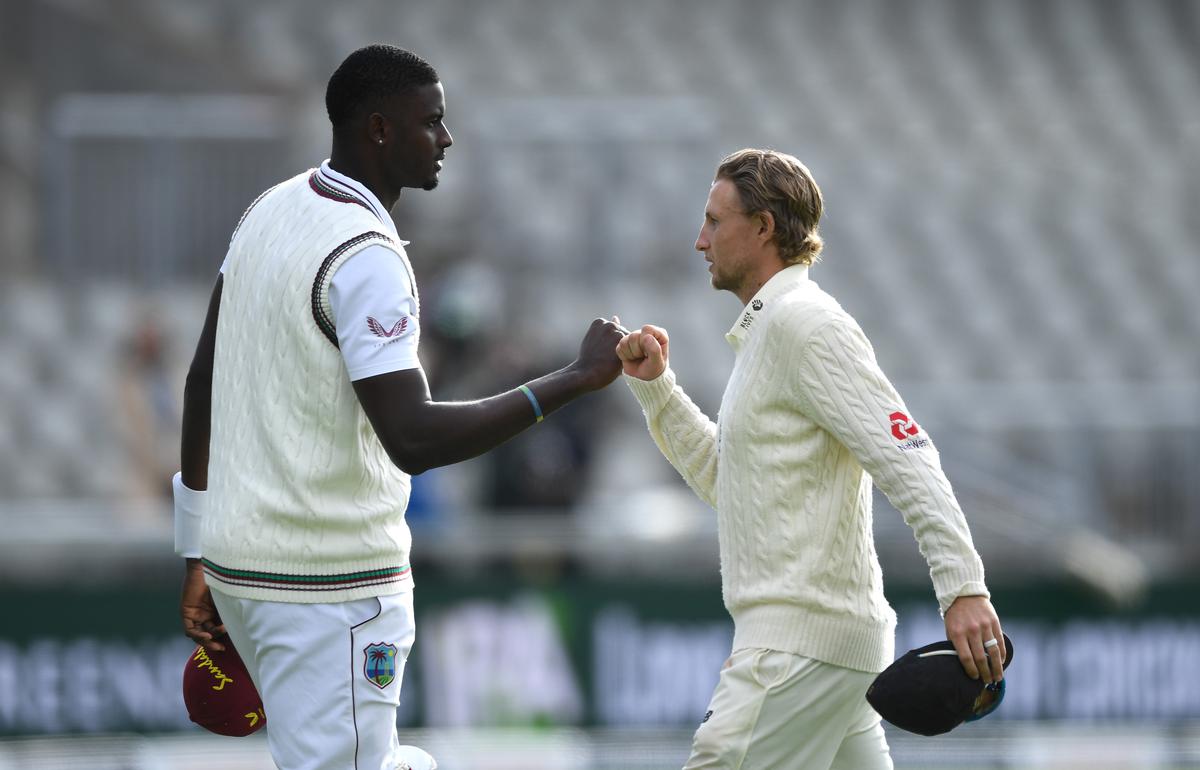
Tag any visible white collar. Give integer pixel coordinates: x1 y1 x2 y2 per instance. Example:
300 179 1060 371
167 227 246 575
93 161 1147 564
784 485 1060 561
725 264 811 349
317 160 406 243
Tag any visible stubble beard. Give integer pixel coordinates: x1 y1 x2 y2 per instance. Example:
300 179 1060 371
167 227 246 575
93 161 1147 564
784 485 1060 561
710 266 739 296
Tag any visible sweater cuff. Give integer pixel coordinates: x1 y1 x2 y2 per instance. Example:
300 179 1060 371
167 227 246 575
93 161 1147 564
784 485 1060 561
934 573 990 616
623 368 678 416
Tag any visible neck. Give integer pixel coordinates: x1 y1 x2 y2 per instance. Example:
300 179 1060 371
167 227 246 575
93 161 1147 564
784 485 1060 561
328 144 399 211
734 255 787 306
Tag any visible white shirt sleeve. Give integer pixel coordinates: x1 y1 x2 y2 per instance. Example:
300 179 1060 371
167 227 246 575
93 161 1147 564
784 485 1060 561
328 244 422 381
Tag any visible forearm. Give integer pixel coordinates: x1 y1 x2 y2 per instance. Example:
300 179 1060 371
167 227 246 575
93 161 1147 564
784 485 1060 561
180 373 212 490
373 365 593 474
625 369 719 507
874 453 988 610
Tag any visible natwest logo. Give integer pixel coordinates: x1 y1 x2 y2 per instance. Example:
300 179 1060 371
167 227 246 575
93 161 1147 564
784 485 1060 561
889 411 919 441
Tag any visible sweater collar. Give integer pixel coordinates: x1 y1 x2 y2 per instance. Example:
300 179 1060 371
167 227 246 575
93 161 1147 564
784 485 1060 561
725 263 810 349
311 160 407 244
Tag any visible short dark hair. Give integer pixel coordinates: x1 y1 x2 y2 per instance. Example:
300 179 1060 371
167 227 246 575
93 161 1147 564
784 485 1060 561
325 44 440 129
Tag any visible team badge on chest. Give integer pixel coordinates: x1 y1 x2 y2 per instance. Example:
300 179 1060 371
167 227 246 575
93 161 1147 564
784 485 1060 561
363 642 399 689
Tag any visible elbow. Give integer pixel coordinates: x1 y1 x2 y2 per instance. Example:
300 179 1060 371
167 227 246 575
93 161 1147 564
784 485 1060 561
380 439 431 476
183 363 211 405
395 456 430 476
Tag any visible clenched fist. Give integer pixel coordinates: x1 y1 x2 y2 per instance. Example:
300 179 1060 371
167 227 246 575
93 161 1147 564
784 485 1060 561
569 317 626 391
615 324 670 381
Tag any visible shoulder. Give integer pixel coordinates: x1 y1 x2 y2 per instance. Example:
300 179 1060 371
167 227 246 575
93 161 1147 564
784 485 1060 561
318 232 406 288
230 169 314 241
255 169 315 212
332 242 410 284
767 283 878 369
767 282 857 341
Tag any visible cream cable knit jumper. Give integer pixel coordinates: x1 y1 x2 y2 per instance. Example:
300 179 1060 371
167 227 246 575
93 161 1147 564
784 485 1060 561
625 264 988 673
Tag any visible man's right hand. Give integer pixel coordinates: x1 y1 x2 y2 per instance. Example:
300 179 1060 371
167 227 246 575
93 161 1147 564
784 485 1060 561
616 324 669 381
569 317 626 391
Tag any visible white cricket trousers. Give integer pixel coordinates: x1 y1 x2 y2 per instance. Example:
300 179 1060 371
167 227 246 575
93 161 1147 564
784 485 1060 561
684 648 893 770
211 589 416 770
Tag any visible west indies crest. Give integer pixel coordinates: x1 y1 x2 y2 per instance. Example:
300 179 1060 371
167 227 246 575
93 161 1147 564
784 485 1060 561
363 642 399 689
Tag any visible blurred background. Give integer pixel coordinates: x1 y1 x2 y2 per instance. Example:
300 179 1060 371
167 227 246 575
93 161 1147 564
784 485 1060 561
1 0 1198 767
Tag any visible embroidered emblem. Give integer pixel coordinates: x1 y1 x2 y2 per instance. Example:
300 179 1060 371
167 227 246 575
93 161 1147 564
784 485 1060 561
367 316 409 338
364 643 399 689
751 299 763 311
190 646 234 691
739 312 753 330
702 709 713 724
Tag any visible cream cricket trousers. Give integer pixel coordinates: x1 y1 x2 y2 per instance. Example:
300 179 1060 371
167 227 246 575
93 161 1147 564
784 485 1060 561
211 589 417 770
684 647 893 770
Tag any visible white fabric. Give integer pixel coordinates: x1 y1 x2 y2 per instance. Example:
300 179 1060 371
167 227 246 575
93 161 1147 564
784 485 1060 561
221 245 421 381
220 160 419 383
328 244 422 381
172 472 205 558
625 264 988 674
211 590 430 770
205 167 414 603
318 160 399 239
684 648 892 770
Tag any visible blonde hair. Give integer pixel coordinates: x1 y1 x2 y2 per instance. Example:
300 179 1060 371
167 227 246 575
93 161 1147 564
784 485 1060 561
716 148 824 265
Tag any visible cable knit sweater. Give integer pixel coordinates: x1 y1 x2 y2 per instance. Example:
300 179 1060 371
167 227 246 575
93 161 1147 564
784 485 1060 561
625 264 988 673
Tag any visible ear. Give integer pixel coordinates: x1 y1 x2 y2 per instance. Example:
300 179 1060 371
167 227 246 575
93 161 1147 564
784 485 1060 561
755 210 776 242
367 112 388 146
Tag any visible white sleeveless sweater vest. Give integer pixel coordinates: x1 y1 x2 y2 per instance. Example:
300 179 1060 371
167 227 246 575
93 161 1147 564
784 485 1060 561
202 168 415 603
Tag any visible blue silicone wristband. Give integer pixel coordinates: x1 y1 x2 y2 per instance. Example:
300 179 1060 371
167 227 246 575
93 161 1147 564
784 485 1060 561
517 384 544 423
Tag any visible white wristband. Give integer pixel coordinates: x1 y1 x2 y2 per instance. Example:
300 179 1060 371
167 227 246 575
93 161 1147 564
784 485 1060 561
172 472 206 559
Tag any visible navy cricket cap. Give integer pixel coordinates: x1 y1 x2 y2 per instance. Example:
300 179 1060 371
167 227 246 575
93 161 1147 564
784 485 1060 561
866 633 1014 736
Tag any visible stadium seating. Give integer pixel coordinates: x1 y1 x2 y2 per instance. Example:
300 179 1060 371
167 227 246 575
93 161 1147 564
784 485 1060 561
2 0 1197 578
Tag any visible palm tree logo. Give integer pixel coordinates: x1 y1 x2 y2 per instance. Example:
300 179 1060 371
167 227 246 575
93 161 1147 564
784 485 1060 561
363 643 398 689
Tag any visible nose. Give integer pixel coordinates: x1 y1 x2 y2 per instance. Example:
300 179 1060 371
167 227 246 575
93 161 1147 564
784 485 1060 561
695 231 708 253
440 124 454 148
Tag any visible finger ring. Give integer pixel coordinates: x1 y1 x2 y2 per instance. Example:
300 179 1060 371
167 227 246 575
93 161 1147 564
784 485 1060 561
983 638 999 649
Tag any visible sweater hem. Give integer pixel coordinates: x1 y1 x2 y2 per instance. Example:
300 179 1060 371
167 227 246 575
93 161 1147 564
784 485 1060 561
208 576 413 604
202 557 414 604
730 603 897 674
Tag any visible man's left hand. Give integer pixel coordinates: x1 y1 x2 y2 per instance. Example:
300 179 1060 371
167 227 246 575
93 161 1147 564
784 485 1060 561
944 595 1004 684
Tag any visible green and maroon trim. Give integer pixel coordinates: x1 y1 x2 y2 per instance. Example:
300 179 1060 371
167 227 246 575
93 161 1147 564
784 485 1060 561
202 558 411 593
311 231 395 347
309 171 374 213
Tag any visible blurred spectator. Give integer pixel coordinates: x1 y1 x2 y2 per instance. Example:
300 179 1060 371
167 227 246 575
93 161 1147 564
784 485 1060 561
483 356 603 511
417 258 609 513
116 312 181 503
